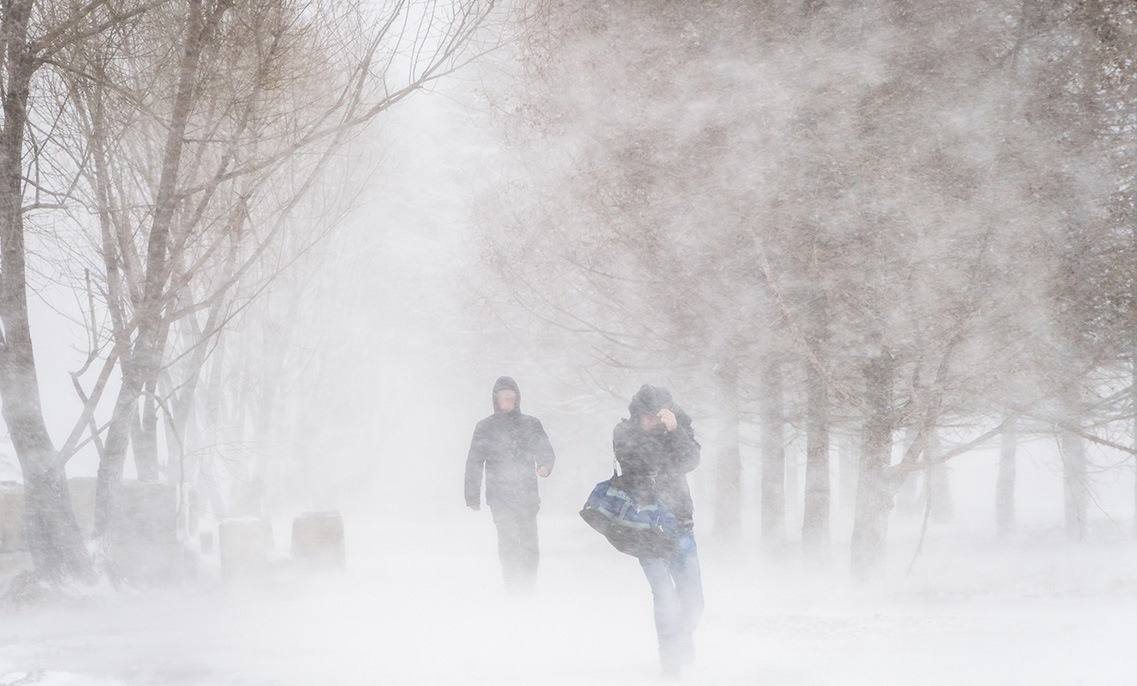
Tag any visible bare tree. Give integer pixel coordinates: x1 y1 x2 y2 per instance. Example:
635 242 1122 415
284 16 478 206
1 0 497 585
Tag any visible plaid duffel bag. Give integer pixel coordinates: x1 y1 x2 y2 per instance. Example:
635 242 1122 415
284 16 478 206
579 471 679 559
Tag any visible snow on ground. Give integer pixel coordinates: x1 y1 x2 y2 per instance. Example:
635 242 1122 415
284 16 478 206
1 513 1134 685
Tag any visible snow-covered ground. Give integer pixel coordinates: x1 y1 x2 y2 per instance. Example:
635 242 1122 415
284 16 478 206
2 513 1133 685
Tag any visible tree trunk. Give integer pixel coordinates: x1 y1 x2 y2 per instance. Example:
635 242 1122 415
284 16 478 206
134 312 173 482
135 309 178 484
894 427 921 516
1050 391 1086 541
132 377 161 482
851 348 894 582
94 374 143 537
0 2 91 580
784 444 799 523
802 344 830 556
996 416 1017 538
759 357 785 547
196 337 230 519
23 467 91 580
161 370 188 481
1057 386 1088 542
925 432 953 523
837 432 858 521
1057 430 1088 542
1131 352 1137 539
228 333 259 517
714 360 742 537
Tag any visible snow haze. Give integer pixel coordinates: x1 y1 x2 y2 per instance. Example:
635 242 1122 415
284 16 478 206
1 2 1136 685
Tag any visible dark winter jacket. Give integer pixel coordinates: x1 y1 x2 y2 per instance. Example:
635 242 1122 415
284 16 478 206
613 384 701 531
465 377 556 512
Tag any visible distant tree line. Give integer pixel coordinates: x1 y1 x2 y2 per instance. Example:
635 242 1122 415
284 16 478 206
478 0 1137 579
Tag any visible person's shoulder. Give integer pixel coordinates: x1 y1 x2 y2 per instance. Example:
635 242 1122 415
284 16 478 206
613 418 633 438
475 415 496 429
519 413 545 428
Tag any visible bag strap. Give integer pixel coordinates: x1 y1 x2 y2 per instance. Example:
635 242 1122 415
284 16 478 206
611 455 621 480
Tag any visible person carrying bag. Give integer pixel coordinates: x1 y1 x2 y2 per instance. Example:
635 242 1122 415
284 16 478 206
580 384 704 677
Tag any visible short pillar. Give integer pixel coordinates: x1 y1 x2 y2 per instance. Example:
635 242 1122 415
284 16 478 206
290 511 345 570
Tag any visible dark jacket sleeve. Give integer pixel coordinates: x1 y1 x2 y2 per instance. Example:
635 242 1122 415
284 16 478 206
531 418 556 473
613 422 632 473
464 422 487 507
667 414 700 473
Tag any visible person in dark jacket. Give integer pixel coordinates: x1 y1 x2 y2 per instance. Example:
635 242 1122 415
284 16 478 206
465 376 556 593
614 384 703 675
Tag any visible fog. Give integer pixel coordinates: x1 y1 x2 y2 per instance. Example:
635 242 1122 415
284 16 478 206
1 1 1136 684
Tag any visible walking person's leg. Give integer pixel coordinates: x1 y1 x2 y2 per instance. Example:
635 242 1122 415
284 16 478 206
640 556 682 673
491 507 524 592
670 532 704 667
516 508 539 591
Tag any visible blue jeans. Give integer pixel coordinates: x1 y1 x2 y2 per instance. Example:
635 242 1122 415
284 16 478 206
639 532 703 668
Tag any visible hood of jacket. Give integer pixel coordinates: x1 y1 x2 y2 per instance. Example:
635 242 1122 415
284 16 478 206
628 383 673 418
492 376 521 414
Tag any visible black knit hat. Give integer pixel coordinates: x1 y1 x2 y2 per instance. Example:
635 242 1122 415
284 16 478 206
628 384 672 418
